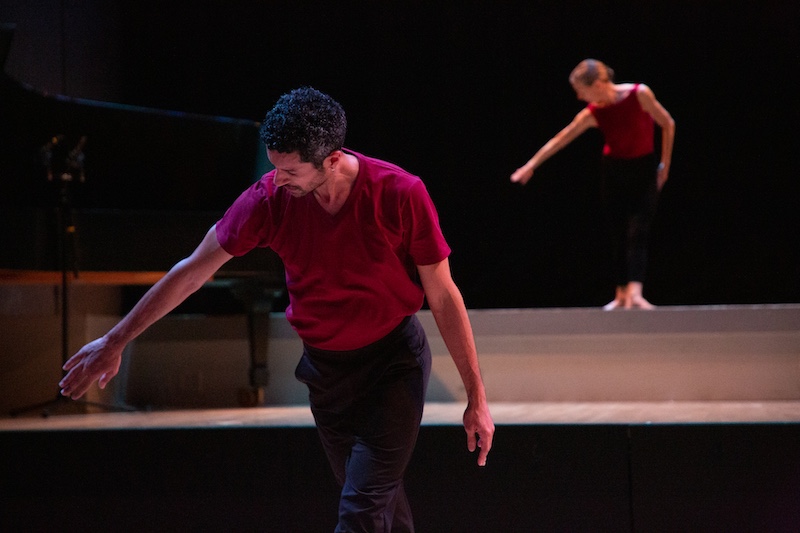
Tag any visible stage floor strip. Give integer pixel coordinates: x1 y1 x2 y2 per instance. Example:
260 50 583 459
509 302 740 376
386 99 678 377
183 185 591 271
2 400 800 432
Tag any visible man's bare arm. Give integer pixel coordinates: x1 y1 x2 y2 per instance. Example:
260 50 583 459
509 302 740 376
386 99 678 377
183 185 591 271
59 225 233 399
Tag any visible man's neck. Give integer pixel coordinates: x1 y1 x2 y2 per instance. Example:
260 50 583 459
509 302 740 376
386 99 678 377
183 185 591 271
313 152 359 215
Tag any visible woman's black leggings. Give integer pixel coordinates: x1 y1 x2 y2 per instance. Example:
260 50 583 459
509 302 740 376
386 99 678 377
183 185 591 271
601 153 659 285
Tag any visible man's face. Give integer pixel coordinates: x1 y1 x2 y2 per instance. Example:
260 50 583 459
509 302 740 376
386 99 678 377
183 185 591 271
267 149 327 197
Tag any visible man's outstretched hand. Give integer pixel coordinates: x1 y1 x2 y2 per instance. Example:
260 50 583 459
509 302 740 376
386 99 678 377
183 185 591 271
59 337 123 399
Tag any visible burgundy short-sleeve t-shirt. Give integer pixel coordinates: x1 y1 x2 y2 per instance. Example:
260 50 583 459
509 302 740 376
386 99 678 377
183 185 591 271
216 149 451 350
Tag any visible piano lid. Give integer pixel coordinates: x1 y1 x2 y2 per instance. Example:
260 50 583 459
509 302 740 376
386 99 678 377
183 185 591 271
0 54 267 211
0 27 280 278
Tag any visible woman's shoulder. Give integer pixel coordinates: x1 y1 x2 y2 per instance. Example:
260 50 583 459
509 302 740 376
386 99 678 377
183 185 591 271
619 83 655 105
615 82 641 97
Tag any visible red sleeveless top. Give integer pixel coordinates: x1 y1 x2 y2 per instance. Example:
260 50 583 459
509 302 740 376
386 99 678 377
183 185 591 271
588 84 654 159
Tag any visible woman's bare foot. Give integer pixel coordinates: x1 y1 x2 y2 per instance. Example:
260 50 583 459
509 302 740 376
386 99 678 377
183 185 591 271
603 298 624 311
603 286 627 310
603 283 655 310
625 282 654 309
627 296 655 310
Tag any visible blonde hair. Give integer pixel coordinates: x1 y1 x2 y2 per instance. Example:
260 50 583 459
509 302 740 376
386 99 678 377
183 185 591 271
569 59 615 86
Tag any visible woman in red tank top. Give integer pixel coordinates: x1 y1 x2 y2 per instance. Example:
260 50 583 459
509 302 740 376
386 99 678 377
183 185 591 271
511 59 675 309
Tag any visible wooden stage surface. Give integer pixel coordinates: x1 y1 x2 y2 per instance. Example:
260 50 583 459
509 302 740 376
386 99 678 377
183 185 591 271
3 400 800 432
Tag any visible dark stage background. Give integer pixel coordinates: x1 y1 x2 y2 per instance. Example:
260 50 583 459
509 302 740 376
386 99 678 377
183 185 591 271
2 0 798 309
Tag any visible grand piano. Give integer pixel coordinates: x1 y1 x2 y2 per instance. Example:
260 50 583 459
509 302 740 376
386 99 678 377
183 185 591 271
0 26 285 406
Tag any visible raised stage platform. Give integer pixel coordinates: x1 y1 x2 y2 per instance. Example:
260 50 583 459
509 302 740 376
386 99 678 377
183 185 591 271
2 304 800 531
2 402 799 532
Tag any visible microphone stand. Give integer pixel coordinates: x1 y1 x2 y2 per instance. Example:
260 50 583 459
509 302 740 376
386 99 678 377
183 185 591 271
10 137 133 417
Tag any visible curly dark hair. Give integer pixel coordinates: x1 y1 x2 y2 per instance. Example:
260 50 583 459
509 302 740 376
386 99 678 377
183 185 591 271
259 87 347 168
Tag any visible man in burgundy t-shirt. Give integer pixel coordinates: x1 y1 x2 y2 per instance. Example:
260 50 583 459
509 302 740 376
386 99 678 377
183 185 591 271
59 87 494 533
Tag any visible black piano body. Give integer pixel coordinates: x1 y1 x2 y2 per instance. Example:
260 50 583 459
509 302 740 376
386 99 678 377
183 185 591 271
0 67 284 291
0 54 284 401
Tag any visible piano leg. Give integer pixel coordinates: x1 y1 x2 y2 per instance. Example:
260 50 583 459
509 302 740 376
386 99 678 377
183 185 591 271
229 279 283 407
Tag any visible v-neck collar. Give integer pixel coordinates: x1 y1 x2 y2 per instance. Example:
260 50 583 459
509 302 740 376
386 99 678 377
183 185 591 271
310 149 362 219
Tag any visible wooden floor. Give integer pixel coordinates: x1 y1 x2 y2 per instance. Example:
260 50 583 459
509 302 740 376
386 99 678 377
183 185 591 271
3 400 800 432
3 303 800 431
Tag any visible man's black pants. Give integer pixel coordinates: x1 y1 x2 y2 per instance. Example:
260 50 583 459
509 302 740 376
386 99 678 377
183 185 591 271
295 315 432 533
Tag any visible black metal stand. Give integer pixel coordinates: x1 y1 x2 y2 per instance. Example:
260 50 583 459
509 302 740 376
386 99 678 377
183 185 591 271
10 178 134 417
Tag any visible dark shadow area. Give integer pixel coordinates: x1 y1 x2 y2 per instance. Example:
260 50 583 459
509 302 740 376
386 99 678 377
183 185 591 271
1 1 798 308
